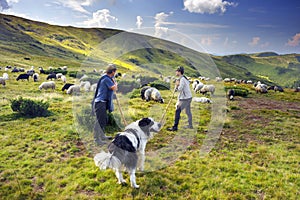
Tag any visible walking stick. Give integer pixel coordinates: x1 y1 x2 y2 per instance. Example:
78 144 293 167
115 92 128 126
160 87 177 125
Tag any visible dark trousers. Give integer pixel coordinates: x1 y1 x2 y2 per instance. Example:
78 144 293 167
173 98 192 128
94 101 108 141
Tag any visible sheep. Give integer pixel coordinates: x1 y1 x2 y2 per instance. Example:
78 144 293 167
192 79 200 90
228 89 235 100
62 83 74 92
255 84 268 93
62 66 67 71
16 74 30 81
47 73 57 80
11 67 19 73
192 97 212 103
274 86 284 92
294 87 300 92
79 74 88 81
33 73 39 82
3 73 9 80
200 84 215 95
27 69 35 76
39 81 56 90
66 85 81 95
215 77 222 82
80 81 91 92
90 83 97 92
194 82 204 93
144 87 164 103
140 86 150 100
56 73 63 79
223 78 231 82
0 77 6 87
60 75 67 83
163 76 171 83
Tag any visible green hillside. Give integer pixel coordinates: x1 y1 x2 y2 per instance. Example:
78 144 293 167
219 53 300 87
1 13 299 86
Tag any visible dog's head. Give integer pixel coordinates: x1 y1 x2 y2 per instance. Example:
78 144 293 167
138 117 161 136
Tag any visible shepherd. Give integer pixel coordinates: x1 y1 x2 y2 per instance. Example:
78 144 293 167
167 66 193 131
92 63 118 145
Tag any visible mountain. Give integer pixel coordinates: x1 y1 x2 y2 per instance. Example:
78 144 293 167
1 13 299 87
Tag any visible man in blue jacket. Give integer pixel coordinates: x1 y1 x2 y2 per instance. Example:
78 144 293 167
93 64 118 145
167 66 193 131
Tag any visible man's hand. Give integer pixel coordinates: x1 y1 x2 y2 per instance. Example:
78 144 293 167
175 79 180 87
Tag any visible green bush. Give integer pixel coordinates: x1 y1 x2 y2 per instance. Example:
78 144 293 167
117 80 140 94
150 80 170 90
224 86 249 97
10 97 50 117
129 88 141 99
44 69 67 75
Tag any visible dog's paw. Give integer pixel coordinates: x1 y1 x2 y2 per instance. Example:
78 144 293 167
118 180 127 185
132 184 140 189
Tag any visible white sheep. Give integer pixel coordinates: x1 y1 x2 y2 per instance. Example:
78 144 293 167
80 81 91 92
62 66 68 70
255 84 268 93
56 73 63 79
38 81 55 90
194 82 204 93
192 97 212 103
60 75 67 83
144 87 164 103
0 77 6 87
79 74 88 81
90 83 97 92
3 73 9 80
192 79 200 90
215 77 222 82
33 73 39 82
200 84 215 95
67 85 81 95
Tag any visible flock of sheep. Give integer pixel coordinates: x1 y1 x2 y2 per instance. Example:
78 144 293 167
1 65 299 104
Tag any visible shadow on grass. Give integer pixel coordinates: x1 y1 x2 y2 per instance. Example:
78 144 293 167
0 111 54 122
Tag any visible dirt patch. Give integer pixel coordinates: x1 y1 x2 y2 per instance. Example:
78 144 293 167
220 96 300 145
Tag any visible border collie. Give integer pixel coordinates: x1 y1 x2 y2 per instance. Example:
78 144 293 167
94 117 161 188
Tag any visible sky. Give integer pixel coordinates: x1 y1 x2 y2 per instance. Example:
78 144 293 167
1 0 300 55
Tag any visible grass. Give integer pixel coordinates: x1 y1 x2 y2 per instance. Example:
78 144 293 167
1 69 299 199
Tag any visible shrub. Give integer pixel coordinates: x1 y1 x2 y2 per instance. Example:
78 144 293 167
44 69 67 75
117 80 140 94
224 86 249 97
129 88 141 99
150 80 170 90
10 97 50 117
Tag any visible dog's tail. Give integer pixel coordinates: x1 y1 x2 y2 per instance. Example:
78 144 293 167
94 151 121 170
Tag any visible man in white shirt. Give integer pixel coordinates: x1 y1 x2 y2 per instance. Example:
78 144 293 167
167 66 193 131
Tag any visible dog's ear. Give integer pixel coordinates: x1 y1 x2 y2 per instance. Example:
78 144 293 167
138 118 151 127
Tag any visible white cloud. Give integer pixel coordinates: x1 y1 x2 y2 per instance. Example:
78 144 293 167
56 0 97 14
162 21 228 29
0 0 19 11
154 11 173 37
286 33 300 47
183 0 237 14
136 16 143 29
200 36 212 46
82 9 118 28
249 37 260 46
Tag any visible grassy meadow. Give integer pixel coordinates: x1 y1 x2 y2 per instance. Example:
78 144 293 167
0 68 299 200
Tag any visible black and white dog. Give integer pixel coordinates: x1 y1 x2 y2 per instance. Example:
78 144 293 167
94 117 161 188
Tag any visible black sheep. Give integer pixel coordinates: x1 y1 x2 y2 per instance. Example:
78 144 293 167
62 83 74 91
16 74 30 81
47 73 57 80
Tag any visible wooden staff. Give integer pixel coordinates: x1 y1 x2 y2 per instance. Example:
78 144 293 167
160 87 177 125
115 92 128 126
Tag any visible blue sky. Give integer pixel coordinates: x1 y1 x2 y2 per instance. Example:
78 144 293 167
1 0 300 55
